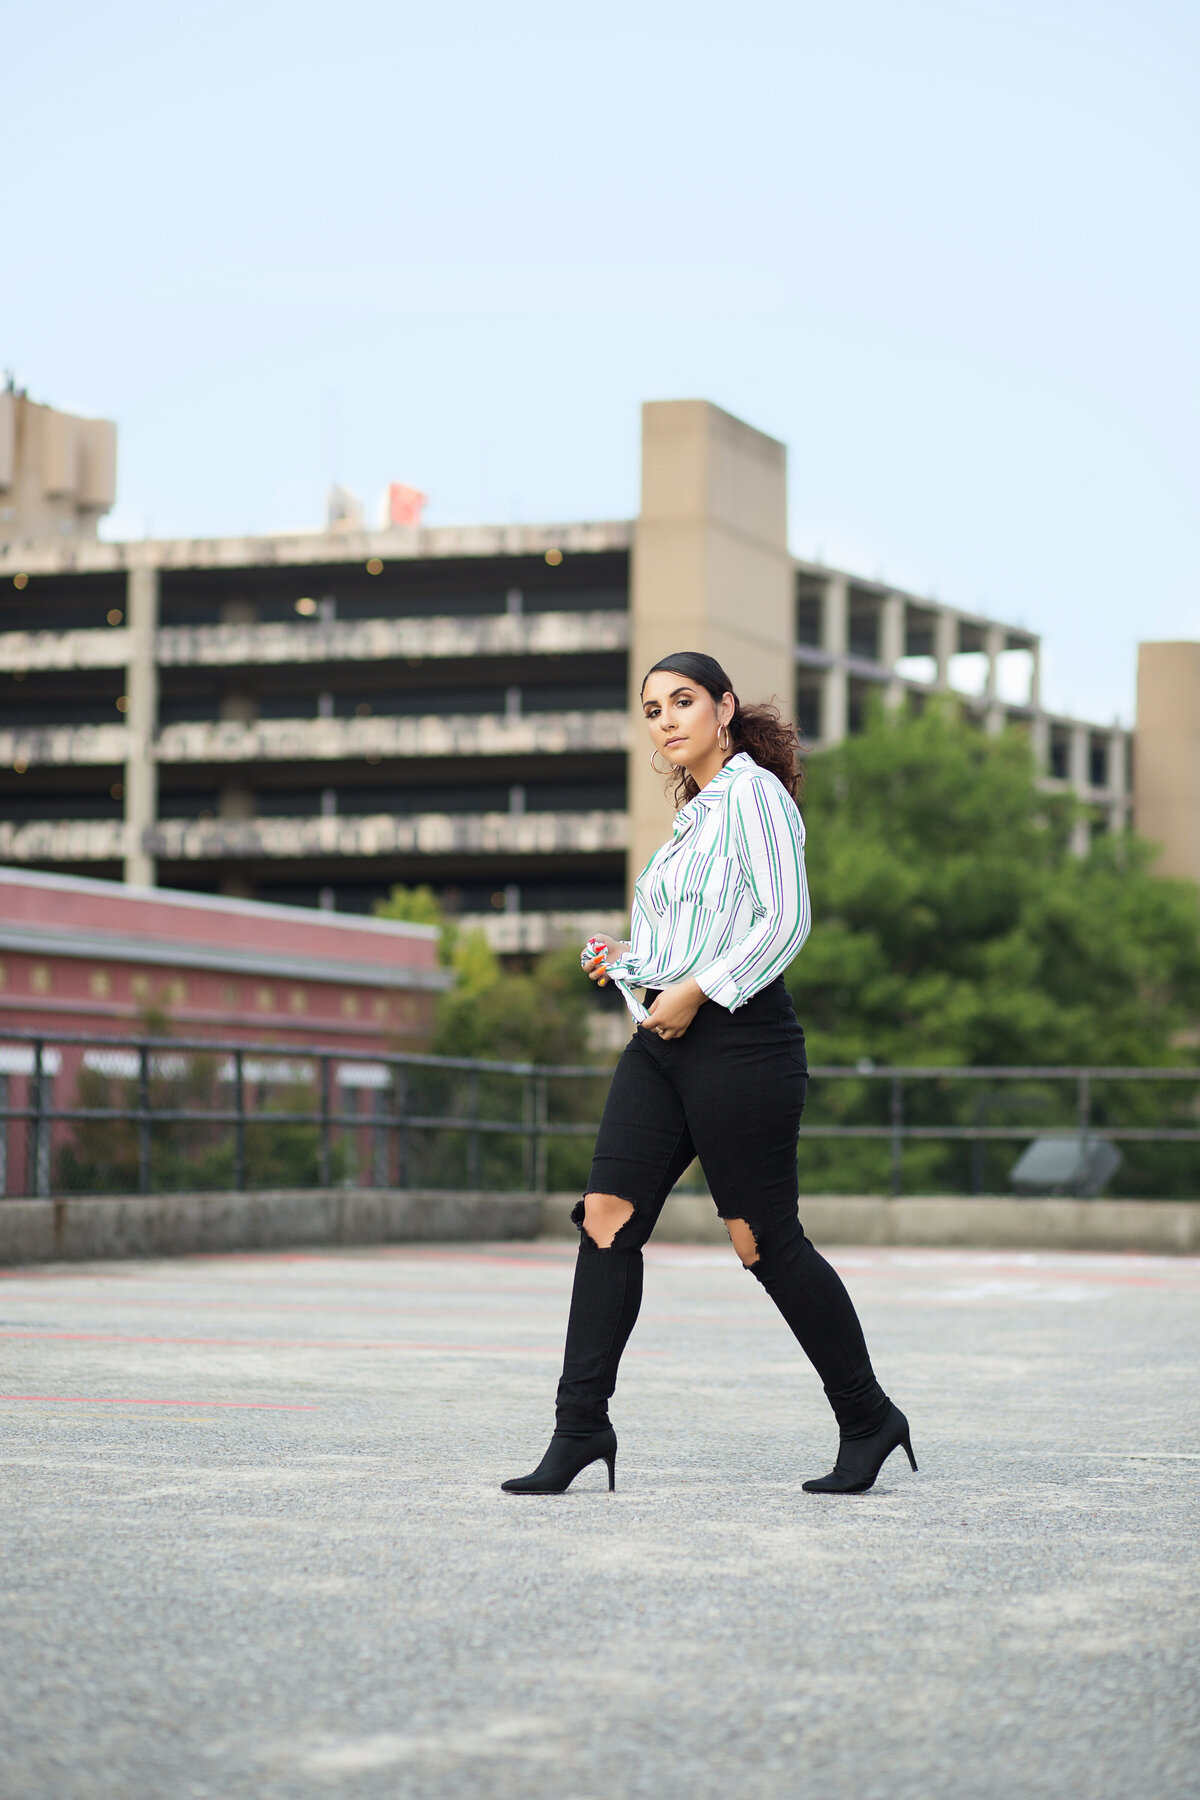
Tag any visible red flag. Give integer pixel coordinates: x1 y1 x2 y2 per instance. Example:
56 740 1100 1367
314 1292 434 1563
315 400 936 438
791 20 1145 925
385 482 427 527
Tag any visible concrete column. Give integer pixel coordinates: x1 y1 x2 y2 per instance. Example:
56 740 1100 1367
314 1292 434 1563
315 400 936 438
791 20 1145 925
1067 722 1089 791
1028 640 1048 770
1107 727 1128 835
820 574 849 743
220 692 257 724
629 400 794 887
123 564 159 887
934 609 957 689
1134 643 1200 881
984 624 1005 735
880 592 905 710
1068 722 1091 857
218 783 255 819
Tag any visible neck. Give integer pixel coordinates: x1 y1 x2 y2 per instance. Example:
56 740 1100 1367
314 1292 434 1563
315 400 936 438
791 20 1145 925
686 747 730 791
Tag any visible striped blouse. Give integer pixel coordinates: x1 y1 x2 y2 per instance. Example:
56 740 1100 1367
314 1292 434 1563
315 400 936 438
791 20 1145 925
610 751 812 1012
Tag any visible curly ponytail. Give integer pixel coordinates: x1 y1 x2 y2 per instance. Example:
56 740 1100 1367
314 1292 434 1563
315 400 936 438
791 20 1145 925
640 651 803 808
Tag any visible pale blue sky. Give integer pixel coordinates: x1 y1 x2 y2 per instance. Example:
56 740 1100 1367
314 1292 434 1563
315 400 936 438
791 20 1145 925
5 0 1197 723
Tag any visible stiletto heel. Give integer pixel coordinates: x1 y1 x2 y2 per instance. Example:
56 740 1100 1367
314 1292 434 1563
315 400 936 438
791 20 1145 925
802 1402 917 1495
501 1426 618 1494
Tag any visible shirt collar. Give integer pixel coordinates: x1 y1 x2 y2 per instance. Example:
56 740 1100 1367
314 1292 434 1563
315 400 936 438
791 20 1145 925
672 753 751 835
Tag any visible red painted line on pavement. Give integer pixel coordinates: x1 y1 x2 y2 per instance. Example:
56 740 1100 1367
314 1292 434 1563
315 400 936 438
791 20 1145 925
0 1268 119 1281
0 1293 564 1313
168 1247 578 1271
0 1393 318 1409
0 1331 569 1353
358 1248 578 1269
822 1259 1198 1290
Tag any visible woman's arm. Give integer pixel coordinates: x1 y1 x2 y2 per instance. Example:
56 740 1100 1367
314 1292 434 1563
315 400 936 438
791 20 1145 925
691 774 811 1009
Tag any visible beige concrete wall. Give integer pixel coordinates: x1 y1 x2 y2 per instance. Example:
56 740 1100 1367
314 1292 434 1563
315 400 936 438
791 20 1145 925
123 565 160 886
540 1193 1200 1254
0 391 116 547
5 1189 1196 1264
629 401 794 885
0 1191 542 1264
1135 642 1200 884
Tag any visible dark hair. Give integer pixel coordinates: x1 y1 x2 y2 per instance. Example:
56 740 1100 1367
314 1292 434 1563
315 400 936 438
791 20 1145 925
640 651 802 806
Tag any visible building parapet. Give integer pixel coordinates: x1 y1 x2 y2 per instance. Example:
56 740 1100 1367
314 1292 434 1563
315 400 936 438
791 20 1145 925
0 609 630 675
157 609 630 670
460 909 627 955
0 810 628 865
0 710 627 771
0 627 128 672
792 559 1040 648
0 819 132 863
143 809 628 862
155 709 629 766
1 723 129 768
0 519 632 577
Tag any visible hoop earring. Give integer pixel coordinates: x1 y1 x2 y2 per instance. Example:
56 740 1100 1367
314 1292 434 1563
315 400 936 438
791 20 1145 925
717 725 731 753
650 750 672 776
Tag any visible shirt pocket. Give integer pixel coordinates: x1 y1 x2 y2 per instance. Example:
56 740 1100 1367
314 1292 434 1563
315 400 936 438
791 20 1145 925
668 850 738 911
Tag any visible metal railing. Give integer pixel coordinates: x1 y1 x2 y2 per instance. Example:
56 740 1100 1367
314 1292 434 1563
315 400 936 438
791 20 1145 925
802 1062 1200 1195
0 1030 605 1200
0 1030 1197 1199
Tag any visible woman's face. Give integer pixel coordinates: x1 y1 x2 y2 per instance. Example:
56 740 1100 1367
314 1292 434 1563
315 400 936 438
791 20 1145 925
640 670 733 773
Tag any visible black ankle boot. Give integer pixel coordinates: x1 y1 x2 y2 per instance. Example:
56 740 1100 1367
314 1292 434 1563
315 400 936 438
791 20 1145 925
802 1402 917 1495
501 1427 618 1494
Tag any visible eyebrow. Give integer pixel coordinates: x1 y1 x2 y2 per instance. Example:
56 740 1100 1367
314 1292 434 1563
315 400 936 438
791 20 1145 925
642 684 697 709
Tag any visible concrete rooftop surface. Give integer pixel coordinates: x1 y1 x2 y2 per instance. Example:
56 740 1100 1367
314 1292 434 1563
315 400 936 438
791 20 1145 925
0 1239 1196 1800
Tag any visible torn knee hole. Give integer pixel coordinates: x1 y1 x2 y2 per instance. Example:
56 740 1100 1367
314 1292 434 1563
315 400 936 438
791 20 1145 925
580 1192 636 1250
724 1218 760 1267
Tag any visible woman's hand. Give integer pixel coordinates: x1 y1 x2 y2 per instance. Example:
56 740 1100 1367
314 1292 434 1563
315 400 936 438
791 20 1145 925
583 935 626 984
639 978 707 1041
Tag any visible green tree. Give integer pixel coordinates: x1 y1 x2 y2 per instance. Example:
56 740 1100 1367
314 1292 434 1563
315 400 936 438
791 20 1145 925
375 886 610 1188
374 884 596 1065
58 1057 350 1194
787 702 1200 1196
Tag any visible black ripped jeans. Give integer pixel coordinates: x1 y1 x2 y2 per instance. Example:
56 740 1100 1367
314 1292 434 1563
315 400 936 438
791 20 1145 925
555 978 889 1440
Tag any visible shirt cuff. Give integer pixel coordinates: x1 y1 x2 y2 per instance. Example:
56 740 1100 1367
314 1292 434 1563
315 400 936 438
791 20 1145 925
693 961 743 1010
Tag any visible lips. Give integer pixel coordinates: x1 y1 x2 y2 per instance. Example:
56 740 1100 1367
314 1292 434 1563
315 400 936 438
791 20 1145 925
665 737 686 749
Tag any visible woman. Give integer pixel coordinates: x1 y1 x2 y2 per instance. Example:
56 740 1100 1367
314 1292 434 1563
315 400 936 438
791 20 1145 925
501 651 915 1498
